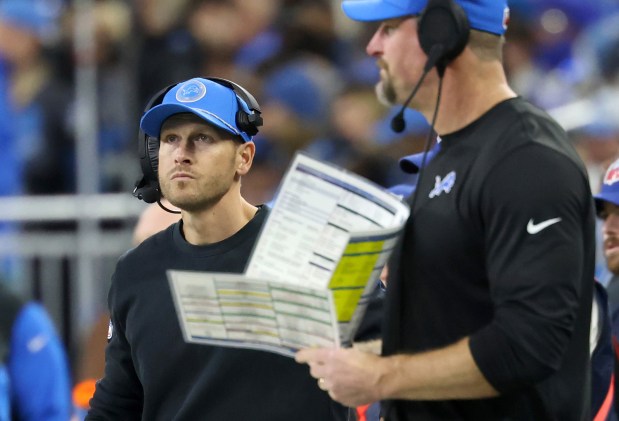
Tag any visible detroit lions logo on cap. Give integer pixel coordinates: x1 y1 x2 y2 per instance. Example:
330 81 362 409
176 79 207 103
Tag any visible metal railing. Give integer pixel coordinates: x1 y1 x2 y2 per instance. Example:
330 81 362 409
0 193 147 359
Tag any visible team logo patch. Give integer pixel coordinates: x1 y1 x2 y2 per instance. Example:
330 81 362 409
429 171 456 198
604 161 619 186
176 79 207 103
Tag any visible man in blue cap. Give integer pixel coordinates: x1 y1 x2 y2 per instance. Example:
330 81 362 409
595 159 619 313
593 158 619 420
296 1 596 420
86 77 347 420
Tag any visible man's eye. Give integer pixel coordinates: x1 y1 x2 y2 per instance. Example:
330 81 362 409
382 24 395 35
196 134 213 142
163 135 177 143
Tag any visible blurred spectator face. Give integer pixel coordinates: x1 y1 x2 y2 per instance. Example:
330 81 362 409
0 20 40 66
61 0 131 65
281 0 336 57
92 1 131 64
233 0 280 43
188 1 244 54
135 0 190 36
259 101 313 151
331 88 384 147
601 202 619 275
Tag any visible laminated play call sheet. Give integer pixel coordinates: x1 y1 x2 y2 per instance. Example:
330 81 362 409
168 153 410 357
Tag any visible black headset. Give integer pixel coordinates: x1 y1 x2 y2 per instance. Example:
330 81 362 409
132 77 263 205
417 0 470 76
390 0 470 133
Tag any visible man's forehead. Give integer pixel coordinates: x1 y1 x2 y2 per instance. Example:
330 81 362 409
161 113 213 130
381 15 415 25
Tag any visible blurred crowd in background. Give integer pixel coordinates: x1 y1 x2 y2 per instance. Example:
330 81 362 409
1 0 618 200
2 0 619 382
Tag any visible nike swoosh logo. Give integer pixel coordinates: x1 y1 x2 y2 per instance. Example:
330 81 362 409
527 217 562 234
27 334 49 353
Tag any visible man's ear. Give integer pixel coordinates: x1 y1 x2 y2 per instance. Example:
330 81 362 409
236 141 255 176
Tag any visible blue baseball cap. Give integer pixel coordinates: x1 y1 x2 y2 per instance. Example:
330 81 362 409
595 159 619 216
341 0 510 35
140 78 254 142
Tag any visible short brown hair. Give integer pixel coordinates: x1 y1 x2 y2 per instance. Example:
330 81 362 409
468 30 504 62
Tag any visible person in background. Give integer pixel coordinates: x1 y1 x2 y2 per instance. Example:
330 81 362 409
592 156 619 420
86 77 347 420
0 0 71 284
296 0 596 420
0 282 72 421
131 199 181 246
594 158 619 314
0 0 73 196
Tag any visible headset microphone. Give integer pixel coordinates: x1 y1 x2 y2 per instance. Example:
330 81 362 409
390 44 446 133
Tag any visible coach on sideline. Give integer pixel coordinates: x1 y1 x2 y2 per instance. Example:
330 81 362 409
297 1 596 420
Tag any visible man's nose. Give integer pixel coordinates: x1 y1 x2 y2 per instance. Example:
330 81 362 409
174 140 193 163
366 30 383 57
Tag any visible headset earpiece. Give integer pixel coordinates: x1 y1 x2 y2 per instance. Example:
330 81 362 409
390 0 470 132
207 77 263 137
236 111 259 136
133 85 175 203
417 0 470 75
144 135 160 179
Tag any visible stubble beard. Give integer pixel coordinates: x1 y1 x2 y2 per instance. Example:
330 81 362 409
375 73 397 107
160 179 227 213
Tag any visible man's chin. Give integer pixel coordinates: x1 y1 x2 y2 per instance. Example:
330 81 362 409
375 82 396 107
167 193 224 213
163 193 193 211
